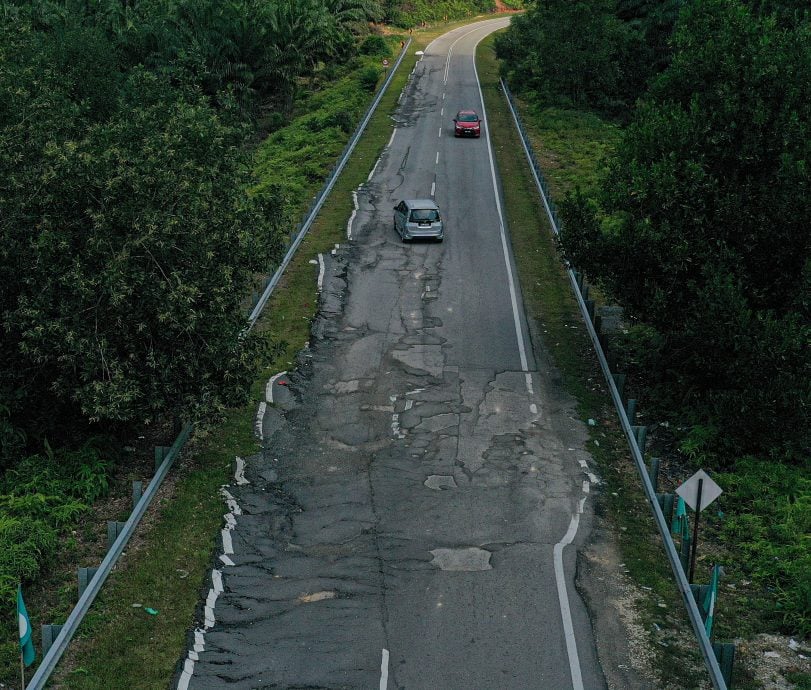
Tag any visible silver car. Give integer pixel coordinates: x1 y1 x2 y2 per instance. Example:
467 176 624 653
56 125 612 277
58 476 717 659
393 199 444 242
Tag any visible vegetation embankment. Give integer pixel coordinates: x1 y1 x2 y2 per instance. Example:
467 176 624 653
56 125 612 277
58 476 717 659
495 0 810 683
0 1 524 686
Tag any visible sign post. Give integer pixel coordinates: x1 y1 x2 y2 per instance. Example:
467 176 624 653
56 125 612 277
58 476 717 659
676 470 723 583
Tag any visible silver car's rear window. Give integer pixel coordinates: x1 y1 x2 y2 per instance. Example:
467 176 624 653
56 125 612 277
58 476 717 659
410 209 440 221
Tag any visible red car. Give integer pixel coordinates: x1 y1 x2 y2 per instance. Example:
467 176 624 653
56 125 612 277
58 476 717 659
453 109 481 137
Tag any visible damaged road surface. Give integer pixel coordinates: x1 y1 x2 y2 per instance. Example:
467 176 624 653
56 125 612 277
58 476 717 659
182 18 606 690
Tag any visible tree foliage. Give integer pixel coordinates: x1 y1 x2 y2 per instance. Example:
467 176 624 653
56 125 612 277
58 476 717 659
0 0 386 451
382 0 508 27
559 0 811 459
496 0 627 109
495 0 681 112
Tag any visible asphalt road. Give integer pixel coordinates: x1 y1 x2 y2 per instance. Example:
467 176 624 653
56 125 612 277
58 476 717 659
180 18 606 690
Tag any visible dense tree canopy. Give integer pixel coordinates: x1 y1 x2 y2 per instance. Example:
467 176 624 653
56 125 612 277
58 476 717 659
0 0 385 460
559 0 810 459
495 0 681 112
382 0 520 27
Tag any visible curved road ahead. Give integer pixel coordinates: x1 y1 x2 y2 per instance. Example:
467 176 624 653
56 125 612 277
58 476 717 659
181 18 605 690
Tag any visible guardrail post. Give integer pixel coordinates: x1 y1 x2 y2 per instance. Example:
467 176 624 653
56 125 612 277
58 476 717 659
626 398 637 424
574 271 583 291
633 425 648 455
680 532 692 574
41 624 64 656
581 283 590 301
132 480 143 508
656 493 675 525
648 457 661 493
612 373 626 401
154 446 171 472
107 521 127 549
690 584 712 622
78 567 99 597
585 299 596 323
713 643 735 687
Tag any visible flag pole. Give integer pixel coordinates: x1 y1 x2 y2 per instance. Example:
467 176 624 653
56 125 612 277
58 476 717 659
20 647 25 690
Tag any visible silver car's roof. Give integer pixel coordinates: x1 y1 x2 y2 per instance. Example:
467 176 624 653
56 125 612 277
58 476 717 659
405 198 439 209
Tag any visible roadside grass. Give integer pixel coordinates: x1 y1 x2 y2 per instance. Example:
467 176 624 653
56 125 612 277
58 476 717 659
52 410 255 689
48 16 516 689
478 35 711 688
519 102 621 199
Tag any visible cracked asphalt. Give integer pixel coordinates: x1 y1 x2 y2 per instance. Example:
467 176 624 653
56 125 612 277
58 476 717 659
183 19 606 690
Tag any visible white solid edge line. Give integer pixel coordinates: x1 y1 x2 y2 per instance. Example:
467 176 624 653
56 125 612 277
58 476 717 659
347 190 359 240
234 456 249 485
471 27 530 378
553 513 586 690
177 658 194 690
368 157 380 181
387 128 397 148
255 401 266 440
380 649 390 690
221 528 233 555
317 253 326 291
265 370 288 404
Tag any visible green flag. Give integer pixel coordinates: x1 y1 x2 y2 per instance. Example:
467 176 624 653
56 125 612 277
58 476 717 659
17 585 35 667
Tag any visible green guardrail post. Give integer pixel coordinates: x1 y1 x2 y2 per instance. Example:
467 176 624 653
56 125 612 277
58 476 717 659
41 624 64 656
632 425 648 455
132 480 143 508
78 567 99 598
713 642 735 688
626 398 637 423
107 521 127 549
680 532 692 574
648 457 661 493
585 299 596 323
154 446 171 472
690 584 711 621
612 373 626 401
703 564 722 638
656 492 675 525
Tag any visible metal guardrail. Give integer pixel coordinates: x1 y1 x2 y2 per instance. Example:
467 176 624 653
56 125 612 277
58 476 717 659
26 424 193 689
248 38 412 329
24 40 412 690
499 77 728 690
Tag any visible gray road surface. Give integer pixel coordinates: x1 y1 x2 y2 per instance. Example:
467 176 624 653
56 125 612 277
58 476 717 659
181 18 606 690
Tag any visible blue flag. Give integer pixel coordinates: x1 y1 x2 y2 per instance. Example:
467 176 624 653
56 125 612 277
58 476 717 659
17 585 35 667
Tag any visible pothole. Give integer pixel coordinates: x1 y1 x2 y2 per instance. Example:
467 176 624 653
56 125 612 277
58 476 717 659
424 475 457 490
429 547 492 571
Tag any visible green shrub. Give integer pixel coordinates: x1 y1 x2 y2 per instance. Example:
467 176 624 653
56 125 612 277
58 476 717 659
0 440 113 614
359 35 390 57
358 65 381 91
